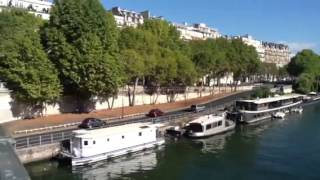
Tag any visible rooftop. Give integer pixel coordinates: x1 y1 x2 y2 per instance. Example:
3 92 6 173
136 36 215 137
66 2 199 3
73 123 155 138
237 94 304 105
189 114 224 124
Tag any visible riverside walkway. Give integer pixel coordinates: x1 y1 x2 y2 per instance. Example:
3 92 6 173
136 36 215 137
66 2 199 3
4 90 243 137
0 126 30 180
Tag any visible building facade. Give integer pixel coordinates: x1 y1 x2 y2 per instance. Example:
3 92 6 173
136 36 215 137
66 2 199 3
173 22 221 40
233 35 265 63
0 0 51 20
110 7 163 28
262 42 290 67
233 35 290 67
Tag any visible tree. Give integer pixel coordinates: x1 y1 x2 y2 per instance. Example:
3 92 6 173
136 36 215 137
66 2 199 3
119 27 158 106
140 19 197 103
228 39 260 90
190 37 260 92
0 10 61 117
295 73 315 94
42 0 122 112
287 49 320 77
288 49 320 93
260 62 278 81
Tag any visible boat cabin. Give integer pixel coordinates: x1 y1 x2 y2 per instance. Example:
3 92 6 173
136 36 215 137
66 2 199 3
236 94 304 112
69 123 159 158
188 115 225 133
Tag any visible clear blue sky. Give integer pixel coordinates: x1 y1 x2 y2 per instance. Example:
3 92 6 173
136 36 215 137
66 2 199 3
102 0 320 54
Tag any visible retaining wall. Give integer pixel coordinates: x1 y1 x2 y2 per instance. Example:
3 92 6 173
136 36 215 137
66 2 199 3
16 143 60 164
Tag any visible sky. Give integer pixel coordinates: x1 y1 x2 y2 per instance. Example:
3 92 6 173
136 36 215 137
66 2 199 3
102 0 320 55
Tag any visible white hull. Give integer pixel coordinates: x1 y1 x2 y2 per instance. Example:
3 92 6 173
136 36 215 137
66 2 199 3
62 139 165 166
188 120 235 138
241 101 302 124
245 115 272 124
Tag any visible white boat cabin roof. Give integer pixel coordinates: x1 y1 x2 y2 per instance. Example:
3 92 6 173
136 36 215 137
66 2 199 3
73 123 155 139
189 114 224 125
237 94 304 105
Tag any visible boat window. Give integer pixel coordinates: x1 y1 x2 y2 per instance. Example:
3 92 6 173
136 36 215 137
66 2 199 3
212 122 218 128
218 121 222 126
122 135 125 139
206 124 212 130
93 140 96 145
107 138 109 142
84 141 88 146
189 123 203 132
139 132 142 136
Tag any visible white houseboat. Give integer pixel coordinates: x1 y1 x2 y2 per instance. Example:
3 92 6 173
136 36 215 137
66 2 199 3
185 113 235 138
235 94 304 124
60 123 165 166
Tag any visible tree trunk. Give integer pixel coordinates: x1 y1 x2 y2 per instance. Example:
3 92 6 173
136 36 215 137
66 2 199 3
128 78 139 107
218 77 221 93
107 96 115 109
127 86 132 106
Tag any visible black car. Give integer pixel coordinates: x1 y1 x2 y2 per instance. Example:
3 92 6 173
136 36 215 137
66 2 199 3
78 118 106 129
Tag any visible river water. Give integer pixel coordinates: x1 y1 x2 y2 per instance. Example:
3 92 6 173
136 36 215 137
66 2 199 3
26 103 320 180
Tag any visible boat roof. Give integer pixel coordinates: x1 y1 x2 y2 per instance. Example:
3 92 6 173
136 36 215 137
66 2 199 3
237 94 304 105
73 123 155 139
309 92 317 95
189 114 224 125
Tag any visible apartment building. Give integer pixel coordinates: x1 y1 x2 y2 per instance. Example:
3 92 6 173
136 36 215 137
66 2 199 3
173 22 221 40
0 0 52 20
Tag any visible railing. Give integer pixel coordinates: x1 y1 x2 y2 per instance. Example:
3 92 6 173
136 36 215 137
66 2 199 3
14 89 254 150
14 104 227 150
14 112 145 135
15 131 73 149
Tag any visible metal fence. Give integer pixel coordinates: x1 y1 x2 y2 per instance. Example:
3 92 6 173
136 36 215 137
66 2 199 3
15 131 73 149
14 104 228 150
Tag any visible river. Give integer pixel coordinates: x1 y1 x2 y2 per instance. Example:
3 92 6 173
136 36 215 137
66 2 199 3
25 102 320 180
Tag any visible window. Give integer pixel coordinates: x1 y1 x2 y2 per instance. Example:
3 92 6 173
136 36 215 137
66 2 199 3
122 135 125 139
107 138 109 142
218 121 222 126
93 140 96 144
139 132 142 136
206 124 212 130
189 123 203 133
212 122 217 128
84 141 88 146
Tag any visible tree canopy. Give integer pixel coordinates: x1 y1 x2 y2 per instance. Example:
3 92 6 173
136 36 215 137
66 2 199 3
42 0 123 111
288 49 320 93
189 37 261 88
0 5 266 113
0 10 61 114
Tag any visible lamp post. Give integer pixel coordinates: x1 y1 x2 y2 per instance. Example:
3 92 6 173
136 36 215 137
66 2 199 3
122 87 124 119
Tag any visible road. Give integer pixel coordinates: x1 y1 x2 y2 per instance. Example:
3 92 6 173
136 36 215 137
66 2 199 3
15 90 254 149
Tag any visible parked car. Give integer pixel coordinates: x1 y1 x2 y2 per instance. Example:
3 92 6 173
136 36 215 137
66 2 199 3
78 118 106 129
190 104 206 113
147 109 164 117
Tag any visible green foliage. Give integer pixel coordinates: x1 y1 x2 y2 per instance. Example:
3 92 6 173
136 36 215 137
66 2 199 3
0 10 61 106
140 19 197 87
288 49 320 93
251 87 273 99
189 37 261 86
42 0 122 108
294 73 315 94
287 49 320 77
